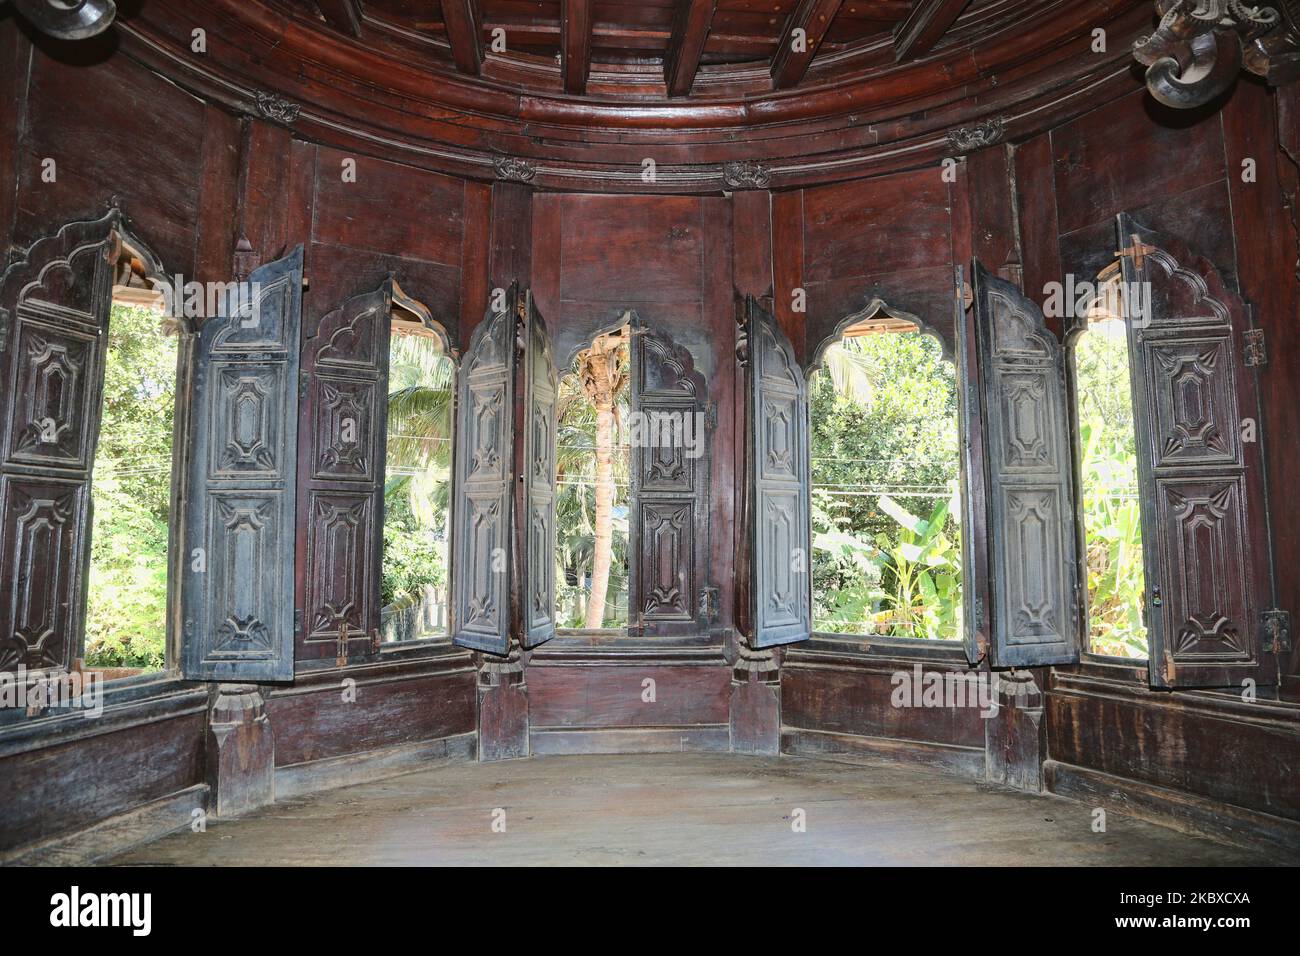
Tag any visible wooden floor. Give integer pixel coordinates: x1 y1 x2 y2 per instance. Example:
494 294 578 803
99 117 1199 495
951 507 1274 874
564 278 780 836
108 754 1266 866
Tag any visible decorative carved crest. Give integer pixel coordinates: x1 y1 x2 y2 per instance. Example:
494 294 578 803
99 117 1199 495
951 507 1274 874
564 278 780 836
1134 1 1298 108
722 161 773 189
946 117 1006 154
493 156 538 182
254 91 302 126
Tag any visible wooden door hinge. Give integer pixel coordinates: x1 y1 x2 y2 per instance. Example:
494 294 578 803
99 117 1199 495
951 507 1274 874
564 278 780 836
1244 328 1267 367
1261 608 1292 653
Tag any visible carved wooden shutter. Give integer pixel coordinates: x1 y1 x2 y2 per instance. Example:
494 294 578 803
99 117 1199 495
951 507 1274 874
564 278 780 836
628 320 712 637
964 261 1081 667
295 281 392 664
745 297 811 648
1116 214 1275 688
0 211 118 672
520 292 558 648
451 286 517 654
181 247 304 681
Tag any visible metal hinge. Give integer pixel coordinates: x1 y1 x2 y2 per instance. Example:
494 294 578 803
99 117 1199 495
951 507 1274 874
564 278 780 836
299 370 310 400
1116 234 1158 269
1261 608 1292 653
1244 328 1267 367
293 608 303 634
699 586 719 625
336 620 351 667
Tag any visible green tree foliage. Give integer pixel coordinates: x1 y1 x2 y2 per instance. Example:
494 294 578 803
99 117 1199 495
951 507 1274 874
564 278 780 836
84 304 178 671
1073 324 1147 658
381 331 454 610
809 330 962 639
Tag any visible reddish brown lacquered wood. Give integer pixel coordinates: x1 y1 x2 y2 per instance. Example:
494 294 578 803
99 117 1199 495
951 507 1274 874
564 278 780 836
315 0 364 37
442 0 485 75
664 0 717 97
770 0 846 89
560 0 593 94
893 0 970 62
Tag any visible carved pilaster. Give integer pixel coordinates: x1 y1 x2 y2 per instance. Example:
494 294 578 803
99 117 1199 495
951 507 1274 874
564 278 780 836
729 631 781 755
477 639 529 761
205 684 275 818
984 669 1047 793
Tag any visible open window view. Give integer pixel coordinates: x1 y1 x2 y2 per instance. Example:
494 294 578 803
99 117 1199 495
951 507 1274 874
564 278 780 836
380 322 455 642
555 327 631 631
84 300 179 677
1072 273 1147 659
809 315 962 640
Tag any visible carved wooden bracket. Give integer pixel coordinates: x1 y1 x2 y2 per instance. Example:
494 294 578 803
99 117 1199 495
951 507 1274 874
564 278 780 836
1135 1 1300 108
10 0 115 40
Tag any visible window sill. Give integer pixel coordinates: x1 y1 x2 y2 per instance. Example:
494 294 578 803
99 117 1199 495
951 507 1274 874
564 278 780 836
787 633 971 666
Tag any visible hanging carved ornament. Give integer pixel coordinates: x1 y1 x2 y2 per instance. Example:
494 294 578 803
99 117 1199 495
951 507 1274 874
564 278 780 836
10 0 115 40
253 91 302 126
945 117 1006 154
722 161 773 189
493 156 538 182
1134 1 1300 109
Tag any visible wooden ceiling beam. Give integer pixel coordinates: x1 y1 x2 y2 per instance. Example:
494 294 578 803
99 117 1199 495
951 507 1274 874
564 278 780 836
560 0 594 94
441 0 484 76
893 0 969 63
664 0 717 97
315 0 363 38
770 0 845 90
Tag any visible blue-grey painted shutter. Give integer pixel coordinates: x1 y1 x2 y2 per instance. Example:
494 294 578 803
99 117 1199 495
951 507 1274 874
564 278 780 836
966 261 1081 667
520 292 558 648
295 281 392 664
628 320 712 637
1116 214 1275 689
182 246 304 681
451 286 517 654
746 296 811 649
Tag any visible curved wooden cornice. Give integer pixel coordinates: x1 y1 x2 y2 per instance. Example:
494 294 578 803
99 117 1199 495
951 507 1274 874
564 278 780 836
107 0 1153 192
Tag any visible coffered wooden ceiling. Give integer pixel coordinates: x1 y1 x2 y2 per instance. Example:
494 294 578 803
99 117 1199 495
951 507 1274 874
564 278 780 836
292 0 976 96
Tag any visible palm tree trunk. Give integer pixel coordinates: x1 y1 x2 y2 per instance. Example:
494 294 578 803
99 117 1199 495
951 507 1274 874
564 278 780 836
585 401 615 628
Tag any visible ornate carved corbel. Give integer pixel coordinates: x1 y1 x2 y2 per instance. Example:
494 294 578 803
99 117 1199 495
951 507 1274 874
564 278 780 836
945 117 1005 154
10 0 115 40
493 156 538 183
722 160 773 189
253 90 302 126
1134 1 1294 109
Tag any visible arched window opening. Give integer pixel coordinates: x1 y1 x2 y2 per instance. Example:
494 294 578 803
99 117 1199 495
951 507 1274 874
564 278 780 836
381 306 456 642
807 309 963 640
1070 266 1147 659
84 237 182 677
555 325 631 632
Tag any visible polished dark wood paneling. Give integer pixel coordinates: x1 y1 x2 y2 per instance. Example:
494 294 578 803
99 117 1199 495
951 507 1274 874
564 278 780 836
529 663 732 727
267 655 477 767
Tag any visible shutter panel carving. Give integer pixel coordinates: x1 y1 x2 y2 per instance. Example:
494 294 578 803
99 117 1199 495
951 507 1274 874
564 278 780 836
451 286 517 654
520 293 558 648
0 211 118 672
1116 214 1274 688
745 296 811 648
965 261 1082 667
181 247 304 681
295 281 392 663
628 319 712 637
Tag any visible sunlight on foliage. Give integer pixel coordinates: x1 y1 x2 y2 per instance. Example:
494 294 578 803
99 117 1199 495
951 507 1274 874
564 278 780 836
1074 322 1147 659
84 304 177 672
809 330 962 640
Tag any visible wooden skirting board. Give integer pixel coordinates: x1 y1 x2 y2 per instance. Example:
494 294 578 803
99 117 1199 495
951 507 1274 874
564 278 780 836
276 733 477 800
1044 761 1300 856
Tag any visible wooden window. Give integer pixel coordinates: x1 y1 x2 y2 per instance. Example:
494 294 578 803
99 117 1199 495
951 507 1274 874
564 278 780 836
1111 214 1276 689
0 210 193 684
181 247 304 681
1066 265 1149 661
743 297 812 648
960 262 1083 668
804 301 963 643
